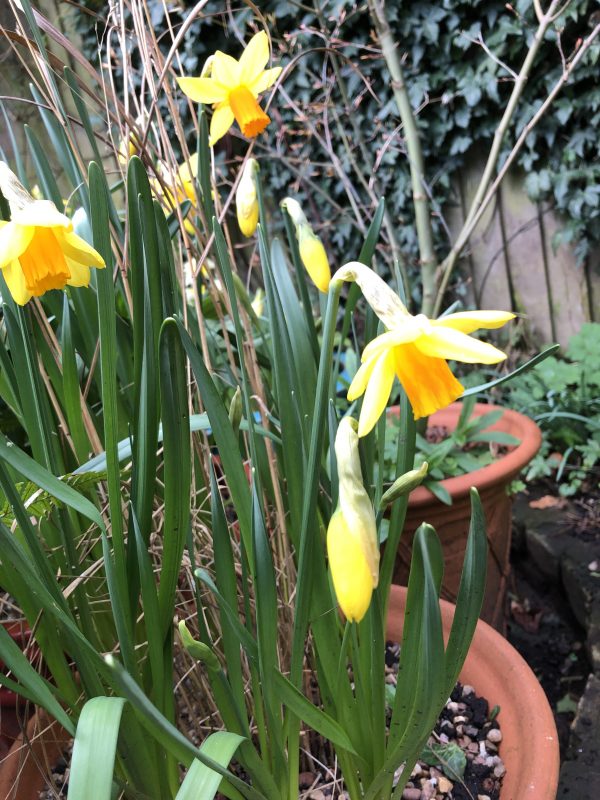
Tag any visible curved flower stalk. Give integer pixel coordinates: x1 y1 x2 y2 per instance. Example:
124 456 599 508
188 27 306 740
236 159 259 237
327 416 379 622
177 31 282 147
0 162 105 305
281 197 331 293
334 262 514 436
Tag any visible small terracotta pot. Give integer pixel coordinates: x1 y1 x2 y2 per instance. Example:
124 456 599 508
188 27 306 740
393 403 541 629
0 709 69 800
387 584 560 800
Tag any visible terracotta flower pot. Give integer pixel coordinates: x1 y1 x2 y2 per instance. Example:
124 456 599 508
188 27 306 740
393 402 542 629
0 620 33 754
387 584 560 800
0 709 69 800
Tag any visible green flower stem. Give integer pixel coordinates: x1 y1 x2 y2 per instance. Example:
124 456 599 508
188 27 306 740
378 389 416 609
367 0 437 316
287 278 343 800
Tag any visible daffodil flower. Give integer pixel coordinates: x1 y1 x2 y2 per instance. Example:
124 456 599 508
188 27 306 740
177 31 282 147
0 163 105 306
334 263 514 437
327 416 379 623
236 159 259 237
281 197 331 293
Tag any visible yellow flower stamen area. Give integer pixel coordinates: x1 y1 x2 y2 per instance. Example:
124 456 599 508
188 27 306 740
228 86 271 138
19 227 70 295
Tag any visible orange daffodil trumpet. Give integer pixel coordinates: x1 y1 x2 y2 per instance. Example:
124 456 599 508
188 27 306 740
333 263 515 437
177 31 282 147
281 197 331 293
236 159 259 237
327 416 379 623
0 162 105 306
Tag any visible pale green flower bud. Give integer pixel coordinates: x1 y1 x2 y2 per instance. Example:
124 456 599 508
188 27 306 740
379 462 429 510
178 621 220 672
236 158 259 237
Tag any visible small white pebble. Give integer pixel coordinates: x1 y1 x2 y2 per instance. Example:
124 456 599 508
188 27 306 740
487 728 502 743
463 685 475 695
494 764 507 778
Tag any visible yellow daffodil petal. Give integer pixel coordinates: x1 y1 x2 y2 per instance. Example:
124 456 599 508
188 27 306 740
347 355 378 402
362 324 421 362
0 221 33 268
11 200 70 229
250 66 282 95
176 76 227 104
432 310 515 334
416 327 507 364
327 509 374 623
2 260 32 305
54 229 105 269
65 257 90 288
208 105 235 146
211 51 241 87
238 31 270 85
394 343 464 420
358 350 396 437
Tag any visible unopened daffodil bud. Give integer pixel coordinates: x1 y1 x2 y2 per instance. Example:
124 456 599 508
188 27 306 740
327 416 379 623
178 621 220 672
280 197 306 228
281 196 331 292
297 224 330 293
228 386 243 435
379 462 428 510
236 159 259 237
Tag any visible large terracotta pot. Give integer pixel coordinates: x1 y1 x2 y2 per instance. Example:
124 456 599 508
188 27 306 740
387 584 560 800
393 402 541 629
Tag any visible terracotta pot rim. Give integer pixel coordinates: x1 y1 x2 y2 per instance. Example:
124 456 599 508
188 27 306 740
386 585 560 800
402 402 542 506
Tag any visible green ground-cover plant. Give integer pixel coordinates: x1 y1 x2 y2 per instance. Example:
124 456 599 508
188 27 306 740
502 322 600 495
382 396 521 504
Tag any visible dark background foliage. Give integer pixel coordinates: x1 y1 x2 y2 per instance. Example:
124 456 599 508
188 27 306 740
75 0 600 285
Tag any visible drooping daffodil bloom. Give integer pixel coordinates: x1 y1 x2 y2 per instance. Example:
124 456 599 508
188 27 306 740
333 263 515 437
327 416 379 623
152 155 199 234
177 31 282 147
0 162 105 306
281 197 331 293
236 159 259 237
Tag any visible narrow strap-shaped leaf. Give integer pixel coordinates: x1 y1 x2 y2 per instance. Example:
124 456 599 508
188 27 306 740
174 318 252 556
444 488 487 695
157 319 191 636
104 655 264 800
272 670 357 755
67 697 126 800
0 624 74 735
461 344 560 397
176 732 244 800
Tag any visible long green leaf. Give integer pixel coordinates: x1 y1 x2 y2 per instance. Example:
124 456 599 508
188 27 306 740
68 697 126 800
176 732 244 800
